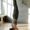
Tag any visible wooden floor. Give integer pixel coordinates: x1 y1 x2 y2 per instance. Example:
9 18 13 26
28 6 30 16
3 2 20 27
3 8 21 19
0 23 30 30
17 24 28 30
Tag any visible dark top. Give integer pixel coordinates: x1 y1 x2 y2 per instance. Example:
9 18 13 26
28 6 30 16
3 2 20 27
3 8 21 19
0 17 1 21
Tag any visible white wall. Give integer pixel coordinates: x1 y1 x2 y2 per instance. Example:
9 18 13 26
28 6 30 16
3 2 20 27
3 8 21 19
16 0 28 24
1 0 8 15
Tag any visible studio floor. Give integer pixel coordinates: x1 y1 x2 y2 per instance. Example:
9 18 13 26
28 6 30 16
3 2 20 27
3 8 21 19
0 22 30 30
